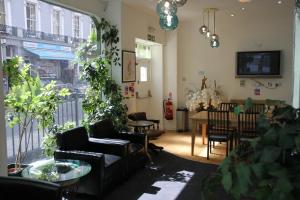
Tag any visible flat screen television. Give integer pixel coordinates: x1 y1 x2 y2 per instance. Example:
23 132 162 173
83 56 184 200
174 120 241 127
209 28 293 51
236 51 281 78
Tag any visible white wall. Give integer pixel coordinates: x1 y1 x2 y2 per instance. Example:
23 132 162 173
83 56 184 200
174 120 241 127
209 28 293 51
293 11 300 107
121 3 166 115
164 31 178 130
177 2 294 107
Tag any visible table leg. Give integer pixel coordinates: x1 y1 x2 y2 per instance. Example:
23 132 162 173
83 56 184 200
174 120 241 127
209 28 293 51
191 120 196 156
144 135 153 163
202 123 207 145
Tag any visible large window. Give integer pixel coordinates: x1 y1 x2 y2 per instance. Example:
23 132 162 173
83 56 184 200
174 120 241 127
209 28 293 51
1 0 94 164
52 9 61 35
0 0 5 25
26 2 37 31
73 15 80 38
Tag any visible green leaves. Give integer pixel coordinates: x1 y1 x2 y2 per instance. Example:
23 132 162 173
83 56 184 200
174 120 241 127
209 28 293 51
4 56 70 164
208 104 300 200
221 172 232 192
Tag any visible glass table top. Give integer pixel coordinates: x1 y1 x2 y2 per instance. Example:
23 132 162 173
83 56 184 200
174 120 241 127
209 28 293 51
22 158 91 184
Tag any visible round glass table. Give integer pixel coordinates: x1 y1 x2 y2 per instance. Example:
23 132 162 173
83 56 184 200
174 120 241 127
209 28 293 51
127 120 154 133
22 158 91 187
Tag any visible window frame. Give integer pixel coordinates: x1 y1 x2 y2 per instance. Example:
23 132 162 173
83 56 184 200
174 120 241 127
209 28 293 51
25 1 37 31
72 13 82 38
0 0 6 25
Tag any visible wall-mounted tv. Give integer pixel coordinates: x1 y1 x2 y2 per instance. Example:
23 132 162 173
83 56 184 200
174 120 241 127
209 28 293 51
236 51 281 78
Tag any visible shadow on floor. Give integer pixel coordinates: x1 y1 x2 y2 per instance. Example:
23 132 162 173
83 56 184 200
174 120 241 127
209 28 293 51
76 151 229 200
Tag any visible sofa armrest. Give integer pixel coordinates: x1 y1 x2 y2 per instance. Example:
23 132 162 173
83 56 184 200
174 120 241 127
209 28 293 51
88 138 129 157
54 150 104 164
115 132 147 145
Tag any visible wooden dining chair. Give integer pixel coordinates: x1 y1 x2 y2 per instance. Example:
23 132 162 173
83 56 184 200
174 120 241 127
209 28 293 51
220 102 238 112
237 112 260 145
247 103 265 114
207 110 234 160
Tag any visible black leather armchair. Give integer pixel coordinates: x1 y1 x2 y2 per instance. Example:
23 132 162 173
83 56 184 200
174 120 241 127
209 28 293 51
89 119 148 175
54 126 129 200
0 176 62 200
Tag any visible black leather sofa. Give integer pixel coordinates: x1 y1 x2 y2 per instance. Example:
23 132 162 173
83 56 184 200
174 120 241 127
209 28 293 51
0 176 62 200
54 126 129 200
89 119 148 175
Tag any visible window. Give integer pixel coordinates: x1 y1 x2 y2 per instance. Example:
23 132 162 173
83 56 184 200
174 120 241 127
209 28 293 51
26 2 37 31
73 15 80 38
0 0 5 25
52 9 60 35
140 66 148 82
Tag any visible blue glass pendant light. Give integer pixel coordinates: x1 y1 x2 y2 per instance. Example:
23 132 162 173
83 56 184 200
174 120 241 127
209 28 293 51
210 9 220 48
156 0 177 16
175 0 187 7
159 14 179 31
199 10 208 35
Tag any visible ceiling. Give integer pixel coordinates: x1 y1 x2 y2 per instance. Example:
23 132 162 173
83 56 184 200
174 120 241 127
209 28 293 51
122 0 292 21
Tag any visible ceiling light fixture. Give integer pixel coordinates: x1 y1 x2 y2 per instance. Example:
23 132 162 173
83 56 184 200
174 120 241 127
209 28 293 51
199 8 220 48
199 9 208 35
175 0 187 7
238 0 252 3
157 0 187 31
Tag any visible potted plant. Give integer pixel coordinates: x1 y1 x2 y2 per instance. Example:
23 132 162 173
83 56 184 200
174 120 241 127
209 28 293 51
42 122 75 158
202 101 300 199
76 17 127 131
4 56 70 175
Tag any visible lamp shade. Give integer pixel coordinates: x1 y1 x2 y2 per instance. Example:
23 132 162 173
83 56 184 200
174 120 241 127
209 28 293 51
175 0 187 7
156 0 177 16
159 14 179 31
199 25 208 34
210 39 220 48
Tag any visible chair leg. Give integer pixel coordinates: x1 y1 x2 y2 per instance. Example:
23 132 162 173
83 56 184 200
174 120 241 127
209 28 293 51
213 142 215 148
226 142 229 157
210 141 212 153
207 140 210 160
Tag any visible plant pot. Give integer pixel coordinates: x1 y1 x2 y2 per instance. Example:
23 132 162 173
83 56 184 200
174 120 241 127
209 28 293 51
7 163 29 177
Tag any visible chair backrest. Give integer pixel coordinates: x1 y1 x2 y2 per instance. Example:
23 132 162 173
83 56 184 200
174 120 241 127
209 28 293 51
238 112 259 139
220 103 238 112
89 119 118 138
56 126 89 151
0 176 62 200
247 103 265 113
128 112 147 121
208 110 230 136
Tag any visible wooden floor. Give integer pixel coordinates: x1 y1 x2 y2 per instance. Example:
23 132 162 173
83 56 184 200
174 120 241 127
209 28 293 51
151 131 227 165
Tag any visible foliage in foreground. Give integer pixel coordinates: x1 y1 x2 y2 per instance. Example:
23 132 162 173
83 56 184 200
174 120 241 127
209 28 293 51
76 17 127 131
4 56 70 169
202 104 300 200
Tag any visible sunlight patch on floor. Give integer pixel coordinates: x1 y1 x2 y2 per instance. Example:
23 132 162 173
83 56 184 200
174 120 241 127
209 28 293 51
137 170 195 200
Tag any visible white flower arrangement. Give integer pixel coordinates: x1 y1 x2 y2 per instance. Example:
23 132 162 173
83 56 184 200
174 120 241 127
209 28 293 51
185 80 223 111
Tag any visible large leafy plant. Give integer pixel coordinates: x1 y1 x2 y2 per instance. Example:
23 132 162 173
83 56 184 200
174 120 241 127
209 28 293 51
202 103 300 200
76 17 127 131
4 56 70 171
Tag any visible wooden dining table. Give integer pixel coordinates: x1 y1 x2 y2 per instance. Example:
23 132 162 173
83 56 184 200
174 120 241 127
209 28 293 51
189 111 238 156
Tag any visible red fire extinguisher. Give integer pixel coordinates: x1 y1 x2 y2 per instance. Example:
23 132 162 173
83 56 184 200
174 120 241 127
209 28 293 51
164 99 174 120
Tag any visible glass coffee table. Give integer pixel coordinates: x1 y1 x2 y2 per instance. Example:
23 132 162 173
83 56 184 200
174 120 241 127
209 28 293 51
22 158 91 199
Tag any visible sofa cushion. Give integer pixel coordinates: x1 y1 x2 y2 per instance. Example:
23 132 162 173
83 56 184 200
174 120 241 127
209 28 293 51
89 119 117 138
56 126 89 151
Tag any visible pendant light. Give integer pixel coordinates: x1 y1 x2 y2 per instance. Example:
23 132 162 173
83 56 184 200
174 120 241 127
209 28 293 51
156 0 177 16
175 0 187 7
159 13 179 31
205 9 211 39
199 9 208 35
210 8 220 48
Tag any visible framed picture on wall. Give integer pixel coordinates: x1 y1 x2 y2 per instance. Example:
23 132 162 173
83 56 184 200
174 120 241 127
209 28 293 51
122 50 136 82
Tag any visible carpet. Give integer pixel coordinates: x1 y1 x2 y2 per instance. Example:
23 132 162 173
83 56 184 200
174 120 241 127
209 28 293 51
102 151 228 200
